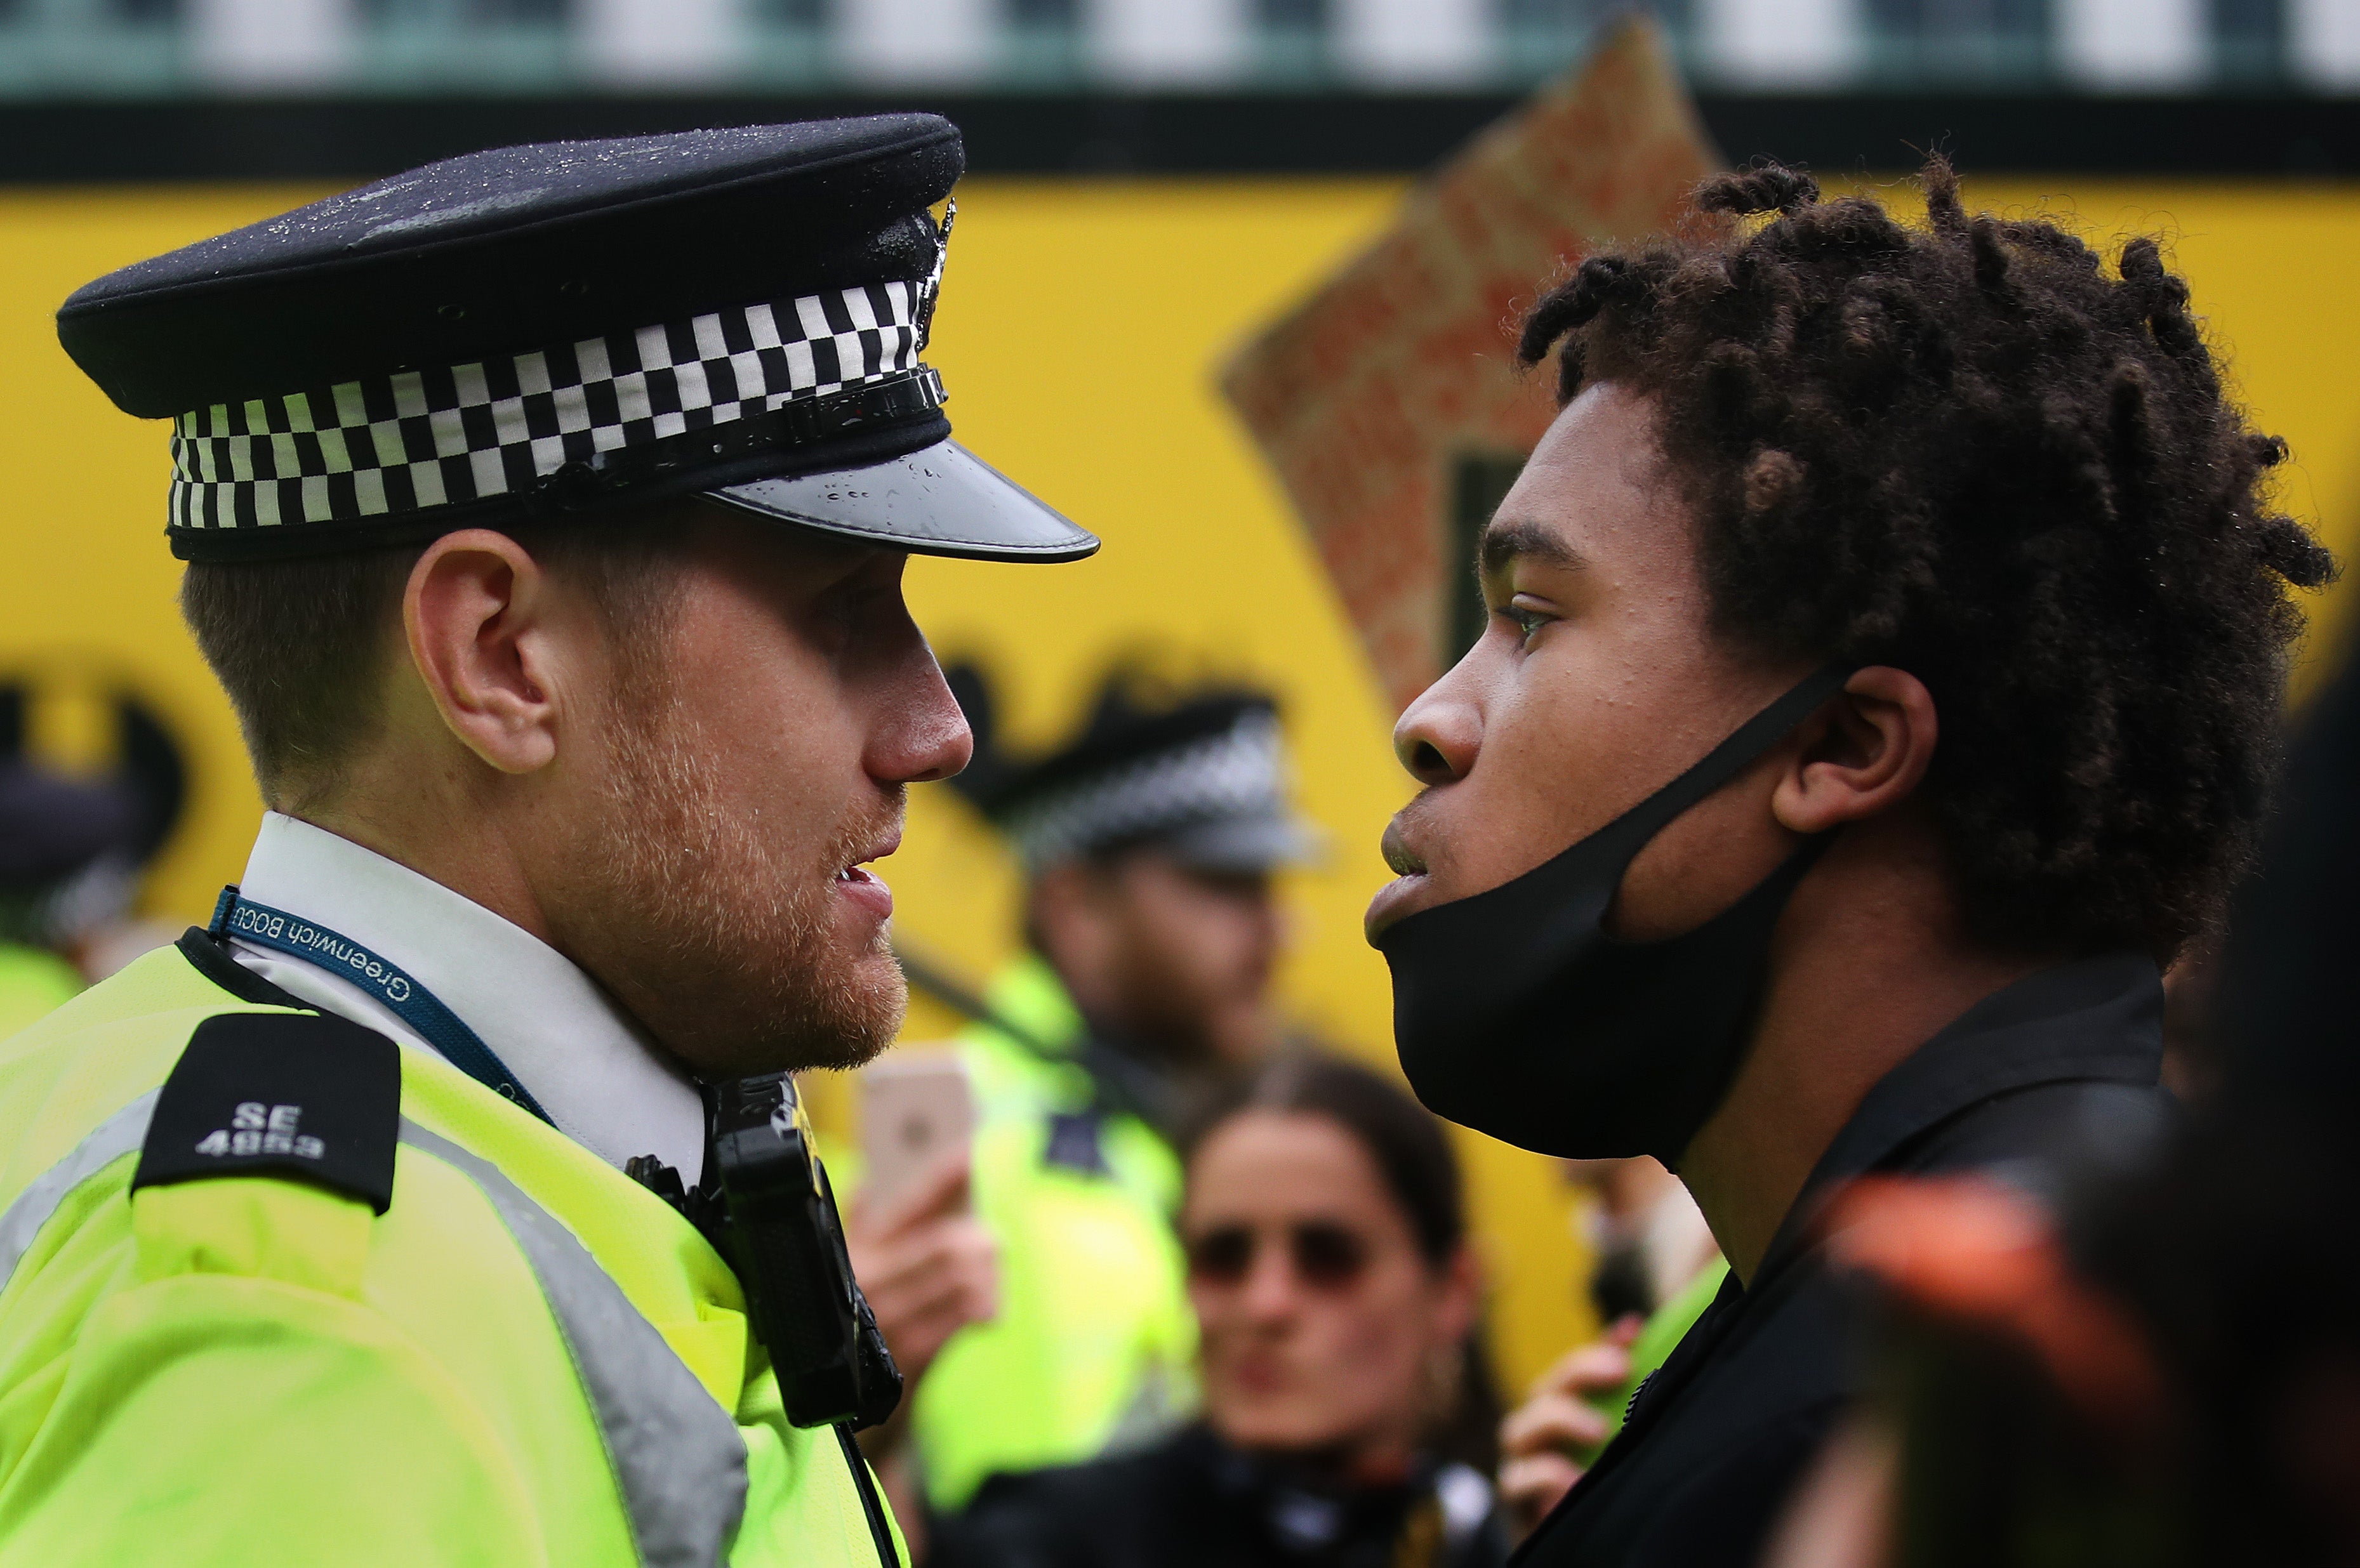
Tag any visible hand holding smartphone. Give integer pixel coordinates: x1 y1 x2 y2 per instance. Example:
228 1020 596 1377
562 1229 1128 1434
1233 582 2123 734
859 1049 977 1212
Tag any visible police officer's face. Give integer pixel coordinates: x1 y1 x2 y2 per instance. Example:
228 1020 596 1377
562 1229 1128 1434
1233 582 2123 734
1367 383 1813 945
550 510 972 1076
1184 1109 1476 1469
1033 849 1282 1069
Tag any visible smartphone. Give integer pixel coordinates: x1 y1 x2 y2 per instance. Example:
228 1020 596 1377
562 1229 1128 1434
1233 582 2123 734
859 1050 976 1211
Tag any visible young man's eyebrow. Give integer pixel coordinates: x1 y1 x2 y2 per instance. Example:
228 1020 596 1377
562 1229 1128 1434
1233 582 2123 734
1478 517 1587 576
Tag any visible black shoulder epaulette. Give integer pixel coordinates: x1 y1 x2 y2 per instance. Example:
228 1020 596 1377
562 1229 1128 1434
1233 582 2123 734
133 1011 401 1215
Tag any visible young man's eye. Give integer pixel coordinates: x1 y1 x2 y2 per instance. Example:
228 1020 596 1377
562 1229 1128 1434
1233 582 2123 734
1496 605 1555 645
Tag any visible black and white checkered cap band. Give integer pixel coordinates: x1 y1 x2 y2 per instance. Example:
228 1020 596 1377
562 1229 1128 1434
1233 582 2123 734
1004 711 1292 871
169 277 937 532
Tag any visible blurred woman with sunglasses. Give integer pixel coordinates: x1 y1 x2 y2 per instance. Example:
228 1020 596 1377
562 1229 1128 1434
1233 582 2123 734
936 1053 1510 1568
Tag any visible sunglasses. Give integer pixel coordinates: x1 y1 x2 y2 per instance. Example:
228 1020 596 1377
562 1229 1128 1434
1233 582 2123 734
1185 1220 1371 1291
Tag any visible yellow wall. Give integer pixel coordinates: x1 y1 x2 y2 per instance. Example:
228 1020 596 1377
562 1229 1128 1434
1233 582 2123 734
5 173 2357 1399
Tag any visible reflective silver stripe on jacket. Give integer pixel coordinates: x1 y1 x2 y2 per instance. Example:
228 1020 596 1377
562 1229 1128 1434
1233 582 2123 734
0 1091 160 1285
399 1119 748 1568
0 1099 748 1568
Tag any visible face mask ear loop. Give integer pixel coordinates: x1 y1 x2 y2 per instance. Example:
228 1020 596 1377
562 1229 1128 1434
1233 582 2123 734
1580 662 1859 886
1375 663 1858 966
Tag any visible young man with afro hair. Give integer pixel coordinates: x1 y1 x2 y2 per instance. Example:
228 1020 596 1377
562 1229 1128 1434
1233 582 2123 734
1362 157 2332 1566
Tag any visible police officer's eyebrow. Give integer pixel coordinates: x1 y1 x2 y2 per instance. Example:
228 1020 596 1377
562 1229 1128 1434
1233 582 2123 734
1478 518 1588 577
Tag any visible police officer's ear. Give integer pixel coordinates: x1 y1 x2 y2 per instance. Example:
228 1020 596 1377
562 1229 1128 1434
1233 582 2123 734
401 528 578 777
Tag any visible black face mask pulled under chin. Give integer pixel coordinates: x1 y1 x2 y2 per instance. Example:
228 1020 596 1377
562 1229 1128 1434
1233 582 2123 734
1376 666 1853 1165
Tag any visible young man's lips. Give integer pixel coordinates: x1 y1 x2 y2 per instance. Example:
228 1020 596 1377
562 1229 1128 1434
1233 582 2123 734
1366 818 1433 942
1363 869 1433 943
1379 819 1424 878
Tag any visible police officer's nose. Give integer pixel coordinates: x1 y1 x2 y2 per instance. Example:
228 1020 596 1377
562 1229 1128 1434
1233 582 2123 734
898 709 973 786
873 657 975 786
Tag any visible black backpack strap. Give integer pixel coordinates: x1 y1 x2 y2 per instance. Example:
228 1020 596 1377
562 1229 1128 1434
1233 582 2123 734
132 1011 402 1215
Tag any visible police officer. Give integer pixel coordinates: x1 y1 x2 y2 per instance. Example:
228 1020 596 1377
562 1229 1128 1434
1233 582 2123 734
0 760 140 1032
0 116 1094 1565
895 667 1316 1513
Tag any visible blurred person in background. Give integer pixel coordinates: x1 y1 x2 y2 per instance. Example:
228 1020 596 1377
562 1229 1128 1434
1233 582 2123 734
0 685 190 1020
1496 1160 1726 1540
937 1053 1508 1568
885 666 1317 1517
1572 1157 1720 1331
1362 157 2330 1566
0 760 140 1033
844 1142 1005 1559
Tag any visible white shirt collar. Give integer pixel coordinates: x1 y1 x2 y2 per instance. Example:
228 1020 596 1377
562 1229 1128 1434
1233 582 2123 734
227 810 706 1182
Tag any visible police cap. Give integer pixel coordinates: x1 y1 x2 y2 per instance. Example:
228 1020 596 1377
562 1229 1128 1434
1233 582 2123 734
57 114 1097 566
948 666 1320 875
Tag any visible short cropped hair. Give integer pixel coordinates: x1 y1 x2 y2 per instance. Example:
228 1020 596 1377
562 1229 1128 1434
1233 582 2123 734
180 513 687 808
1517 157 2335 963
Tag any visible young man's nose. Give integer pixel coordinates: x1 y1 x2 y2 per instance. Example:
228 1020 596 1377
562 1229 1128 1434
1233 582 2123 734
1393 679 1480 787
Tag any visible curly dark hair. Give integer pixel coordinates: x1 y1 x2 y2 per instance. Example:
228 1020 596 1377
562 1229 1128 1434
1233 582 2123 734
1516 156 2335 963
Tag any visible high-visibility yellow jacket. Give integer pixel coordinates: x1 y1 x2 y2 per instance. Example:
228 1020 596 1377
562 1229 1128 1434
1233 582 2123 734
0 930 906 1568
908 957 1196 1513
0 945 79 1040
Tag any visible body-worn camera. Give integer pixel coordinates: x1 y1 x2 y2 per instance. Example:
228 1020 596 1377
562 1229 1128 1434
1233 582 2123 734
712 1073 903 1430
639 1072 903 1431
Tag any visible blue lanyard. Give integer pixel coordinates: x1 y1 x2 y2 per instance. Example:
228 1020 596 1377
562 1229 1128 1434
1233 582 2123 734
211 885 554 1125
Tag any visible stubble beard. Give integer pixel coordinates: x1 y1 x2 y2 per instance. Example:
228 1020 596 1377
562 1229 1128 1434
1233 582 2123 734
574 684 909 1078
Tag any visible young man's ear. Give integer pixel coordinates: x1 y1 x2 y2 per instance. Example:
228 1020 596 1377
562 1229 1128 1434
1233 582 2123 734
1770 666 1938 835
402 529 562 776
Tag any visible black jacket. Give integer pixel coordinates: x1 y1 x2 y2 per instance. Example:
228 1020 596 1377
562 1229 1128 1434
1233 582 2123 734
938 1425 1511 1568
1516 953 2171 1568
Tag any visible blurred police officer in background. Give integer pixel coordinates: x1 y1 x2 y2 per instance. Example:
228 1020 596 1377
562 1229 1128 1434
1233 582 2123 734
883 666 1317 1519
0 685 189 1024
0 115 1096 1565
0 760 140 1031
1363 157 2330 1566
